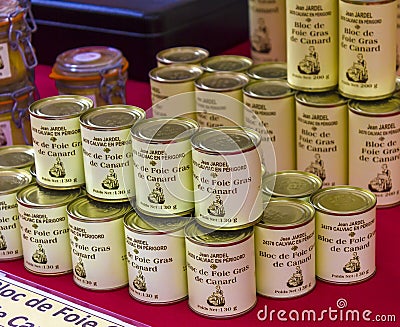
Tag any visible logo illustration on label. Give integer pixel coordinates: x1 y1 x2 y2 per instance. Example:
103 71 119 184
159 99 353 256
148 182 165 204
287 266 304 288
305 153 326 181
102 169 119 190
49 156 66 178
251 17 271 54
75 257 86 278
208 195 226 217
0 231 7 250
343 252 361 273
346 53 368 83
133 270 147 292
207 285 226 307
32 244 48 264
368 164 392 192
298 45 320 75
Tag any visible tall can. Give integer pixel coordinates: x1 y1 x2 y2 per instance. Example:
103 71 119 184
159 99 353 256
17 184 81 275
339 0 397 100
29 95 93 190
311 186 377 284
124 209 190 304
130 117 199 217
185 221 256 318
156 46 209 67
80 105 146 202
286 0 338 92
296 91 349 187
248 0 286 64
255 198 316 298
0 169 31 260
348 97 400 207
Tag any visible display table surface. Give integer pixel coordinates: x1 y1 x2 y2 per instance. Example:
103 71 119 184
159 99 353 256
1 42 400 327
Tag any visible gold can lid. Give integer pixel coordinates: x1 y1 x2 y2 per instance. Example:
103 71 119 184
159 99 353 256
311 186 377 215
243 80 293 99
185 220 253 246
194 71 249 92
131 117 199 144
296 90 349 107
348 97 400 117
80 105 146 130
201 55 253 73
67 195 132 222
0 145 34 169
191 126 261 154
263 170 322 198
258 198 315 229
156 46 209 65
29 95 93 119
246 62 287 80
16 183 81 208
0 169 32 194
149 64 203 83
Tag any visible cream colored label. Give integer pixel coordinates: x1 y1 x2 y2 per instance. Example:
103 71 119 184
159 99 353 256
0 193 22 260
248 0 286 63
195 90 244 127
186 235 256 317
125 229 187 303
192 148 263 228
30 116 85 188
18 204 71 274
316 209 376 283
0 121 12 146
131 140 194 215
339 1 396 98
69 218 128 290
0 43 11 79
348 112 400 207
255 222 315 298
286 1 338 90
150 80 195 105
81 127 134 201
244 94 296 170
296 102 348 186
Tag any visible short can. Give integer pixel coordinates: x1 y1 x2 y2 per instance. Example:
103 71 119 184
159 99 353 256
29 95 93 190
0 145 34 171
67 196 131 290
295 91 349 187
338 0 397 100
185 220 256 318
243 80 296 170
149 64 203 119
124 209 190 304
311 186 377 284
246 62 287 81
255 198 316 298
16 183 81 275
348 97 400 207
195 72 249 127
191 126 263 230
80 105 146 202
0 169 32 260
286 0 338 92
200 55 253 73
156 46 209 67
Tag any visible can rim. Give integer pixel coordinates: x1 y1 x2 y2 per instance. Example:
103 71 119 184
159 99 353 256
0 169 32 194
0 145 34 169
200 55 253 73
156 46 209 65
246 62 287 80
348 98 400 117
295 91 349 107
149 64 203 83
243 80 294 99
194 72 249 92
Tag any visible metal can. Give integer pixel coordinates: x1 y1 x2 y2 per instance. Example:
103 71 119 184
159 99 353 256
29 95 93 190
255 198 315 298
286 0 338 92
348 97 400 207
16 183 81 275
149 64 203 119
195 72 249 127
339 0 397 100
0 169 31 260
191 126 263 230
246 62 287 81
295 91 349 187
0 145 34 171
131 117 199 217
156 46 209 67
185 220 256 318
243 80 296 171
67 196 131 290
248 0 286 64
200 55 253 73
311 186 377 284
124 209 190 304
80 105 146 202
49 46 128 106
